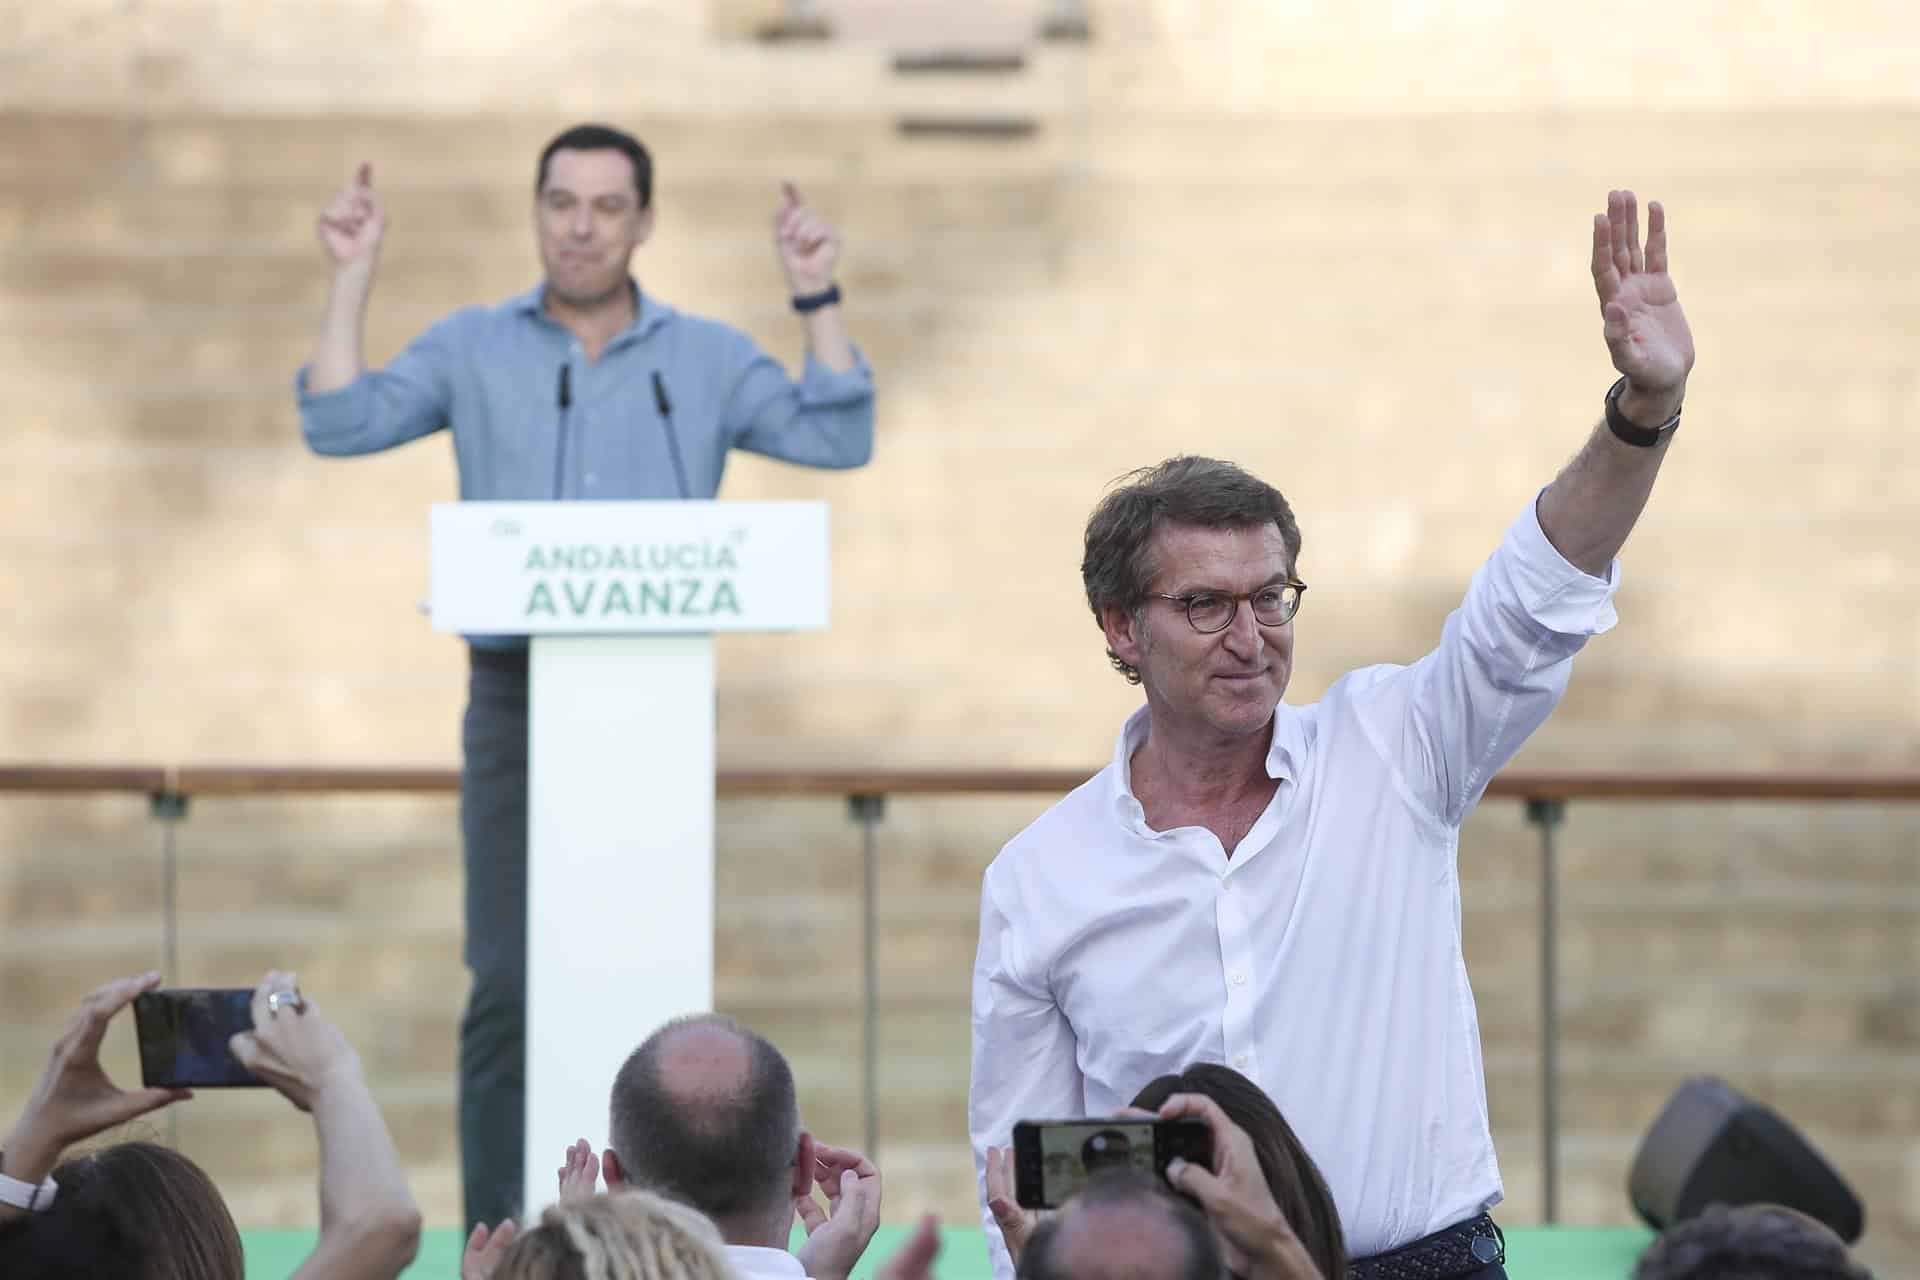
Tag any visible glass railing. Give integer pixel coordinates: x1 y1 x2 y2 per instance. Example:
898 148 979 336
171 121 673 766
1 765 1914 1254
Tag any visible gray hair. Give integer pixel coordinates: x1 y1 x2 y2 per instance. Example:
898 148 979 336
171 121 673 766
496 1190 738 1280
1081 456 1302 683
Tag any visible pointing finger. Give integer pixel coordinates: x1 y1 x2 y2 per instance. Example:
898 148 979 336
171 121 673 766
781 180 803 209
355 162 373 191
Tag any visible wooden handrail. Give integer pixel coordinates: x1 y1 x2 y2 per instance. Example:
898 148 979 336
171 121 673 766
1 764 1919 802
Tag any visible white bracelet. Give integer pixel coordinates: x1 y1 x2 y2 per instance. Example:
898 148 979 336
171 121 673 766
0 1160 59 1211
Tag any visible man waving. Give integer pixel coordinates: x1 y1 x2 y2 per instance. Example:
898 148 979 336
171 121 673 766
971 191 1691 1280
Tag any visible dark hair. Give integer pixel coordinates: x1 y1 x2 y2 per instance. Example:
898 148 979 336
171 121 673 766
1633 1204 1870 1280
536 123 653 209
608 1014 799 1221
1131 1063 1347 1280
1021 1168 1223 1280
0 1141 244 1279
1082 456 1302 683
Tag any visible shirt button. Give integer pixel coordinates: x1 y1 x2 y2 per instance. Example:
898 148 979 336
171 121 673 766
1233 1054 1249 1069
1232 972 1247 986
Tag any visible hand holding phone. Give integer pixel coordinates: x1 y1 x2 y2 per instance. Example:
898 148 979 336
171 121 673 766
1011 1117 1214 1210
226 971 362 1112
2 972 191 1190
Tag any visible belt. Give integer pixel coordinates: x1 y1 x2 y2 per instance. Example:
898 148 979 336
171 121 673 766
1350 1214 1504 1280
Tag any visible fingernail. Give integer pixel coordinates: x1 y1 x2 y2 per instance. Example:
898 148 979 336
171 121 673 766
1166 1158 1188 1177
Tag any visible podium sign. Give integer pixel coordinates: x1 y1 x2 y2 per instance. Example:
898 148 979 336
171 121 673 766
430 500 830 634
429 501 830 1217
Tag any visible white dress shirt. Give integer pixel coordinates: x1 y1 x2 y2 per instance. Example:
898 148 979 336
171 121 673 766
726 1245 811 1280
969 501 1619 1277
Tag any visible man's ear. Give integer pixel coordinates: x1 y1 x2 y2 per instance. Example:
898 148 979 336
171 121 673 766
791 1130 817 1200
1101 603 1148 673
603 1148 627 1189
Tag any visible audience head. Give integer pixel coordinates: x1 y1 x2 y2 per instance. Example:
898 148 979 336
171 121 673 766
0 1140 244 1280
1633 1204 1870 1280
494 1190 738 1280
1131 1063 1346 1280
605 1013 809 1237
1020 1168 1224 1280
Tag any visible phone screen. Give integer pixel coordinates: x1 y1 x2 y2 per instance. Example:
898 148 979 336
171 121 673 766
1013 1118 1210 1209
133 988 262 1088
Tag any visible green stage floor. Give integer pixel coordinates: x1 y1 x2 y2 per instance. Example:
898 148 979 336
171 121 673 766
241 1223 1653 1279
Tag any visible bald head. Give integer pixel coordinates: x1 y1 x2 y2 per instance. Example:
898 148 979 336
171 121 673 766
608 1014 801 1222
1021 1171 1222 1280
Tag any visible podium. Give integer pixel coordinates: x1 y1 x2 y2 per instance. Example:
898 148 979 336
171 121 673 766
428 500 831 1215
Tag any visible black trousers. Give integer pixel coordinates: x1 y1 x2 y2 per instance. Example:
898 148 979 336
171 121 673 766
457 647 531 1231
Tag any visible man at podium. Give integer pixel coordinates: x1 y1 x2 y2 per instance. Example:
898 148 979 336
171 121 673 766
291 123 875 1229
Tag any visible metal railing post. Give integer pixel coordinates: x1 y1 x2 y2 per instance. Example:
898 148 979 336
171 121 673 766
848 794 886 1159
150 787 189 1147
1525 795 1566 1224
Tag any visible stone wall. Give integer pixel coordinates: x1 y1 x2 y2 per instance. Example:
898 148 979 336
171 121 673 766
0 1 1915 1270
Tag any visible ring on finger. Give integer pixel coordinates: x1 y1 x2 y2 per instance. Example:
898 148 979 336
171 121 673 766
266 988 307 1017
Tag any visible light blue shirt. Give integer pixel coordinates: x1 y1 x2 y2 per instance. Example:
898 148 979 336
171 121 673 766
297 280 874 498
296 281 874 646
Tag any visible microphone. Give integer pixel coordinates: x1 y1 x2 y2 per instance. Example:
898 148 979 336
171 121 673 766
552 363 573 497
651 371 691 499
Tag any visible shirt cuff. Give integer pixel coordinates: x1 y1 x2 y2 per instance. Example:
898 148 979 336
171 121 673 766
798 347 875 404
294 365 373 436
1508 493 1621 637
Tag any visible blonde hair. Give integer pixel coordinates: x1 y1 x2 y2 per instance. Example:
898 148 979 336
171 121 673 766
496 1191 740 1280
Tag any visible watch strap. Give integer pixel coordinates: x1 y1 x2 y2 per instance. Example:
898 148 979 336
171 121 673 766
0 1156 59 1211
1604 375 1681 447
791 284 843 314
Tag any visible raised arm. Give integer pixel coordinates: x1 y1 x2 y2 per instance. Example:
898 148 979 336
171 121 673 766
774 181 856 373
230 972 421 1280
308 163 386 394
1536 190 1696 576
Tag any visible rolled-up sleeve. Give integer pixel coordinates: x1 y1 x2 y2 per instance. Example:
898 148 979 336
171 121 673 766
297 313 462 457
721 334 875 470
970 866 1084 1280
1358 495 1621 827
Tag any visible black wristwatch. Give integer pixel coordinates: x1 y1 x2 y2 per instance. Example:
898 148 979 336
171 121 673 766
1604 376 1681 447
792 284 843 314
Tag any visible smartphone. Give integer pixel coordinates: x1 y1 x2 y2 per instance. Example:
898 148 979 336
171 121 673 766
133 988 263 1088
1012 1117 1214 1209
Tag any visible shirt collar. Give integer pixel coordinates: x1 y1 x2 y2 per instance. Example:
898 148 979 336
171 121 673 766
512 278 674 346
1106 701 1305 825
724 1246 809 1279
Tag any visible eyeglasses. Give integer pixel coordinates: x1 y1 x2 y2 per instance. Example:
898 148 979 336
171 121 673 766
1150 582 1307 634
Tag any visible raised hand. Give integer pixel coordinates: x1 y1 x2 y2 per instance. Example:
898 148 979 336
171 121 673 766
557 1137 601 1201
794 1143 883 1280
1592 190 1693 416
462 1219 518 1280
875 1213 942 1280
985 1144 1044 1265
1 972 191 1187
318 162 387 272
1158 1094 1320 1280
773 181 842 295
227 970 361 1113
